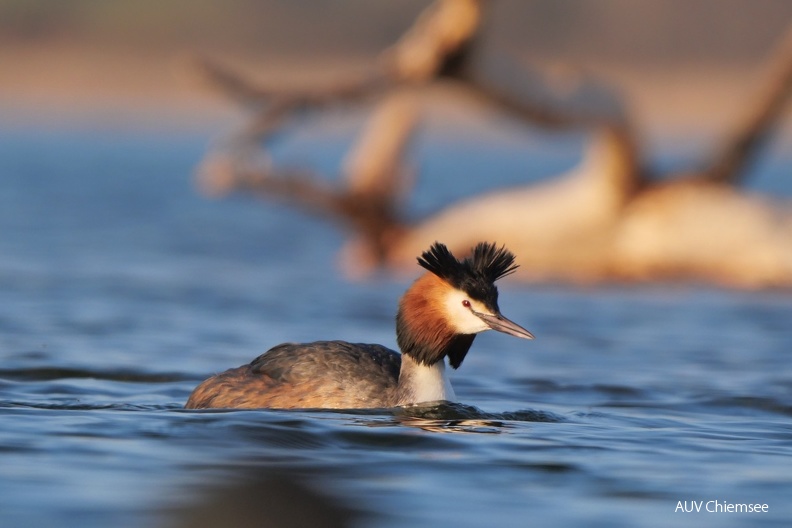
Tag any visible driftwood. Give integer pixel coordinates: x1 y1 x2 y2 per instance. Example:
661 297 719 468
194 0 792 287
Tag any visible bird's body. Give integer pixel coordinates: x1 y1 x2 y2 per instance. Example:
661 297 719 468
186 242 533 410
187 341 401 409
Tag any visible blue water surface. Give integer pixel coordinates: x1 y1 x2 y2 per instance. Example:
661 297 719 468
0 124 791 528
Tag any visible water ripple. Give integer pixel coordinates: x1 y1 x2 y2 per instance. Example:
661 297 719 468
0 367 192 383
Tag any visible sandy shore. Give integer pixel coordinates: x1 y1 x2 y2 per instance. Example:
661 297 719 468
2 42 791 149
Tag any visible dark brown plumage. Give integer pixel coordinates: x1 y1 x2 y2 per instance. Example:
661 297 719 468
186 341 401 409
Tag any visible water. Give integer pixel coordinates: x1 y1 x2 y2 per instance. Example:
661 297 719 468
1 125 791 528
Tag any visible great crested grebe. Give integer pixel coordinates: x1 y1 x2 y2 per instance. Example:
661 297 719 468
185 242 533 409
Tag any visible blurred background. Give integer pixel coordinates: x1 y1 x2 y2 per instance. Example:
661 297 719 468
3 0 792 142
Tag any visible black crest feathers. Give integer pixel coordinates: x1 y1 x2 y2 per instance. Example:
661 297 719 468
470 242 519 282
416 242 461 282
417 242 518 307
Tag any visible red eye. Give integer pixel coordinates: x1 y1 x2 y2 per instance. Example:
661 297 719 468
462 299 471 308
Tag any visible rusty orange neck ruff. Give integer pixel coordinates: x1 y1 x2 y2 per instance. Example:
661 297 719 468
396 274 475 369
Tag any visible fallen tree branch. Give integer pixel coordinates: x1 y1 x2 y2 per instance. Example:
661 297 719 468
703 24 792 185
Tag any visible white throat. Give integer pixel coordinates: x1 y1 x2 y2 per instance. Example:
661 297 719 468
398 355 457 405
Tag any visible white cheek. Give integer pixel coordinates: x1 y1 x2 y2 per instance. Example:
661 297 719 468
443 290 492 334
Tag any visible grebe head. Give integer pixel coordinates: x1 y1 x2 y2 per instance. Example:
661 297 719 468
397 242 534 369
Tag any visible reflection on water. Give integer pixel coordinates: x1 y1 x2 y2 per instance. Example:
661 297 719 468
163 472 356 528
1 129 791 527
386 402 565 433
